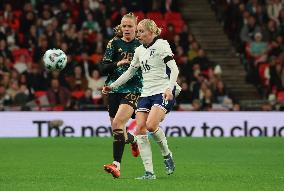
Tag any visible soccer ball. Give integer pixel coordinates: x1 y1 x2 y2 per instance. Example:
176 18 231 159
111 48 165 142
43 49 67 71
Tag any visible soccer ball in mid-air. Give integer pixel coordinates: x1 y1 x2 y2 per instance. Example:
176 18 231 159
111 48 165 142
43 49 67 71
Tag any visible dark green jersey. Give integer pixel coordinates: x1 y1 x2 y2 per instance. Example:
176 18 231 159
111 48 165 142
102 37 143 93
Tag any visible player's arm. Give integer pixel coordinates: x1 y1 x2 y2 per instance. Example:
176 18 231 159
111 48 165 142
165 58 179 91
100 59 129 75
160 40 180 100
99 39 128 75
102 49 140 93
110 65 137 88
102 65 138 94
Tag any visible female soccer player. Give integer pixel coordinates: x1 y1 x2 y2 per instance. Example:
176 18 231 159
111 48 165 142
103 19 181 179
100 13 143 178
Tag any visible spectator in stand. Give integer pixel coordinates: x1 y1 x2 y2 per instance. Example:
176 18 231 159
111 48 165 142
66 65 88 91
82 12 101 33
77 0 93 29
84 64 105 103
192 49 214 73
10 69 20 84
0 84 12 108
78 52 94 71
178 25 191 52
0 55 9 74
14 84 32 106
254 4 269 27
246 0 259 16
174 46 186 65
201 88 214 111
0 39 13 61
62 17 75 32
48 70 68 88
191 99 201 111
33 34 49 63
46 78 70 107
187 41 200 62
192 79 208 101
13 55 29 74
23 25 38 49
231 103 241 111
224 0 242 42
263 19 279 42
246 32 269 84
176 81 191 104
26 64 47 91
93 1 108 27
266 0 282 24
20 3 34 32
278 8 284 36
163 23 175 46
1 72 11 89
214 80 231 104
112 6 128 27
261 101 273 111
70 31 87 55
248 32 269 62
240 15 261 44
6 80 20 102
269 57 283 90
269 35 284 57
102 19 114 40
64 97 80 111
78 88 95 110
57 1 71 25
6 27 17 50
170 34 181 54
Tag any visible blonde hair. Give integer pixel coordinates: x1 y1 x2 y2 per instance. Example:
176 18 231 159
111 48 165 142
114 12 138 38
138 19 162 36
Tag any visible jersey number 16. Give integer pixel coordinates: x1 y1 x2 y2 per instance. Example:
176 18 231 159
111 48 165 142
141 60 151 73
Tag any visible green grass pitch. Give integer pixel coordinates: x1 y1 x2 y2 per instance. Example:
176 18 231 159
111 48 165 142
0 138 283 191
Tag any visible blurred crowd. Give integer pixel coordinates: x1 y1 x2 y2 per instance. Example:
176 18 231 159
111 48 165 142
212 0 284 110
0 0 236 111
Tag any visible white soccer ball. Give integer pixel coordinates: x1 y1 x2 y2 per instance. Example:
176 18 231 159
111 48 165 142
43 49 67 71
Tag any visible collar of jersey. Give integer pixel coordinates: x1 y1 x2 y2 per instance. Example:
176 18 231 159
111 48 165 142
120 38 136 43
143 36 159 48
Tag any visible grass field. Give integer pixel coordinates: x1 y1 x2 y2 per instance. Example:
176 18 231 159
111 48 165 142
0 138 283 191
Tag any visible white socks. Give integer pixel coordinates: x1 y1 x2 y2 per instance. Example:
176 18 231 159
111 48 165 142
113 161 120 170
152 128 170 157
136 135 154 174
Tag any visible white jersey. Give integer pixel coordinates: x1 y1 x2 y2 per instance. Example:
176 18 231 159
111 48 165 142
110 38 181 97
131 39 178 97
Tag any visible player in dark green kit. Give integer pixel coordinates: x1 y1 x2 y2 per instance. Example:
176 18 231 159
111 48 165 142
100 13 143 178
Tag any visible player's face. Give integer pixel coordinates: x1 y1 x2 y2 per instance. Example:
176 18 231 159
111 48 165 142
121 18 136 41
137 23 153 46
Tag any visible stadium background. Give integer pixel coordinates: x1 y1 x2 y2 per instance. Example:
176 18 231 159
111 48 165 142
0 0 283 190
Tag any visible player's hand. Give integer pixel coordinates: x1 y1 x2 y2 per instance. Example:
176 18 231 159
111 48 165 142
117 59 130 66
102 85 112 94
163 88 173 101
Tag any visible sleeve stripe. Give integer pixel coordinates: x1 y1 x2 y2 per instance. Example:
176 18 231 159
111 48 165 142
163 56 174 64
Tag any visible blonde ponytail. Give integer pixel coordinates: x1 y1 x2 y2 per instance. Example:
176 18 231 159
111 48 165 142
139 19 162 36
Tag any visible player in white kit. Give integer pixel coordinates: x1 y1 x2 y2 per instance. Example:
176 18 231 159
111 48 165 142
103 19 181 179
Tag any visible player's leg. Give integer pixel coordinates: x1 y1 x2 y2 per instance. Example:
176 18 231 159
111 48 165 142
120 93 140 157
135 111 156 180
146 102 175 175
112 103 135 165
104 94 126 178
146 106 171 156
104 103 134 178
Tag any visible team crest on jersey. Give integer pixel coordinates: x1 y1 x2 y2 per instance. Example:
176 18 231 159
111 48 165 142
150 49 155 56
